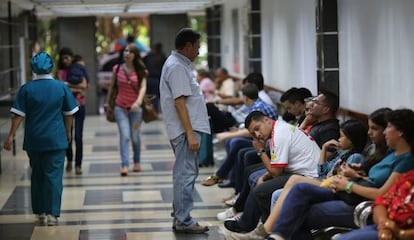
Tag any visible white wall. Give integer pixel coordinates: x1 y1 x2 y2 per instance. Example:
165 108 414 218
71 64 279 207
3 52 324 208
338 0 414 114
261 0 317 95
220 0 249 78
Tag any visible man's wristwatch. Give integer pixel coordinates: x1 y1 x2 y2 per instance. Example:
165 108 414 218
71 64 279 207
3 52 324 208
256 149 266 156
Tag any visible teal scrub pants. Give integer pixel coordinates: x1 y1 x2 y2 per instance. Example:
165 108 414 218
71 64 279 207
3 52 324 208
28 150 65 217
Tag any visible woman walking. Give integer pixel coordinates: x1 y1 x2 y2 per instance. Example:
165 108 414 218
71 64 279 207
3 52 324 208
105 44 147 176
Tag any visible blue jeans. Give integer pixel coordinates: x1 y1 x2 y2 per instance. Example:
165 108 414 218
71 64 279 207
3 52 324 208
170 131 202 228
271 188 283 209
114 106 142 167
216 137 252 179
233 147 261 193
336 225 378 240
274 183 356 239
237 173 291 231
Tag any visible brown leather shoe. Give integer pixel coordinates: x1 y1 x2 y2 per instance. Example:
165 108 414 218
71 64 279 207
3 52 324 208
174 222 209 234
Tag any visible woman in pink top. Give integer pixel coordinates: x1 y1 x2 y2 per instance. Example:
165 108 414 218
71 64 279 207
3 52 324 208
105 44 147 176
196 69 216 102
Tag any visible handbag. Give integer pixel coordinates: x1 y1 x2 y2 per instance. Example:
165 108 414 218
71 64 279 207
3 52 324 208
142 94 158 123
105 64 121 122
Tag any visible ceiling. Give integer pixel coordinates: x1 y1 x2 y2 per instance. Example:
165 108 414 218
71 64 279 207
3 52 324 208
9 0 219 17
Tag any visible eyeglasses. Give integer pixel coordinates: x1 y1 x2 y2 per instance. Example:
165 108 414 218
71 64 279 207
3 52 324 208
305 96 326 106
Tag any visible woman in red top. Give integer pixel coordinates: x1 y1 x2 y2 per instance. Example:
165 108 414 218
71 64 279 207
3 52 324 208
105 44 147 176
337 169 414 240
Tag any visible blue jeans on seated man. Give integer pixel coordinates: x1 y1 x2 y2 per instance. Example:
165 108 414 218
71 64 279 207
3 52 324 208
114 106 142 168
232 173 291 232
216 137 252 180
169 131 202 228
273 183 357 239
231 147 262 193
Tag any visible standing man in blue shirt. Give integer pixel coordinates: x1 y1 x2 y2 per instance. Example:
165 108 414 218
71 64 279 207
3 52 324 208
3 52 78 226
159 28 210 234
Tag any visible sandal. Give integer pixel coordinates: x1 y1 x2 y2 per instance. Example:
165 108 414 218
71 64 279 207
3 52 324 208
201 175 222 186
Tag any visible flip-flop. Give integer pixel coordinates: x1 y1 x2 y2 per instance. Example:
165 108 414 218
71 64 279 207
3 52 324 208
201 175 222 186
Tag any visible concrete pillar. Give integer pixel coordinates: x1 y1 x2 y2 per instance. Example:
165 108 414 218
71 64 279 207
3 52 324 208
149 14 188 54
56 17 98 115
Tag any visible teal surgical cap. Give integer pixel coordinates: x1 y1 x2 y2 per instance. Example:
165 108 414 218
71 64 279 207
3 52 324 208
31 52 53 74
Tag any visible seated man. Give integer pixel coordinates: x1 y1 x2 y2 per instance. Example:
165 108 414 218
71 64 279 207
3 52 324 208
224 90 341 232
201 84 278 187
207 72 275 133
223 111 321 233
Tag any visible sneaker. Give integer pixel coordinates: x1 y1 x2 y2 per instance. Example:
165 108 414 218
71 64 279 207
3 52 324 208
36 213 46 225
174 222 209 234
46 215 58 226
224 219 246 233
217 207 236 221
65 162 73 172
229 223 269 240
225 193 239 206
120 167 128 176
75 166 82 175
267 233 285 240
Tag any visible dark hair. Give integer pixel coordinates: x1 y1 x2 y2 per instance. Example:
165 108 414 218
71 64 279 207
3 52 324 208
340 119 368 153
245 111 266 129
217 67 228 75
242 83 259 100
126 44 147 85
126 34 135 43
73 54 83 63
320 89 339 114
370 107 392 129
58 47 73 69
386 109 414 155
197 69 211 78
363 107 393 172
280 87 312 104
175 28 201 50
244 72 264 90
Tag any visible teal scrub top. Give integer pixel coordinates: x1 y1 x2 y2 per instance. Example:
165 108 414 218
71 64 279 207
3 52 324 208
11 75 78 151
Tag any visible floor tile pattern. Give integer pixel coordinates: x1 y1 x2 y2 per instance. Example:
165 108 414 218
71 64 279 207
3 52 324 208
0 115 232 239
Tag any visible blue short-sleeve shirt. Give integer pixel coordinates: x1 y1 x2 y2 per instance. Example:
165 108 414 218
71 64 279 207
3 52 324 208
11 74 79 151
368 151 414 187
159 51 210 140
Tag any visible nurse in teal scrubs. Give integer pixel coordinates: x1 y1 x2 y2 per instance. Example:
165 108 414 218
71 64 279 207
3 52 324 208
3 52 79 225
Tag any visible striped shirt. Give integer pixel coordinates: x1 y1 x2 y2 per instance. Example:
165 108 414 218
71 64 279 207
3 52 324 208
113 64 141 108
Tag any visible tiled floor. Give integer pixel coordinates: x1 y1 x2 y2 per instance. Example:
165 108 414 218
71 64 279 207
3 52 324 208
0 115 233 239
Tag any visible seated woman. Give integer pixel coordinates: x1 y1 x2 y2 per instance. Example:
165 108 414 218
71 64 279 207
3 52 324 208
262 109 414 240
336 167 414 240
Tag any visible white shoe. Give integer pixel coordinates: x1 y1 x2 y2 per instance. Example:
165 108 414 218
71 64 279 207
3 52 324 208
229 223 269 240
47 215 58 226
217 207 237 221
36 213 46 224
225 193 239 206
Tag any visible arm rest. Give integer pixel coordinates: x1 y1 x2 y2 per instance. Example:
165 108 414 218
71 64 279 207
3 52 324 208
353 201 373 227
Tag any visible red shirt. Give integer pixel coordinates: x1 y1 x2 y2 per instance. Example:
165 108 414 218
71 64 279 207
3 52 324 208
113 64 141 108
374 169 414 229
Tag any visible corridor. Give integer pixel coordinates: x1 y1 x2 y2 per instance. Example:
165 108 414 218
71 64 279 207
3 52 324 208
0 115 232 239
